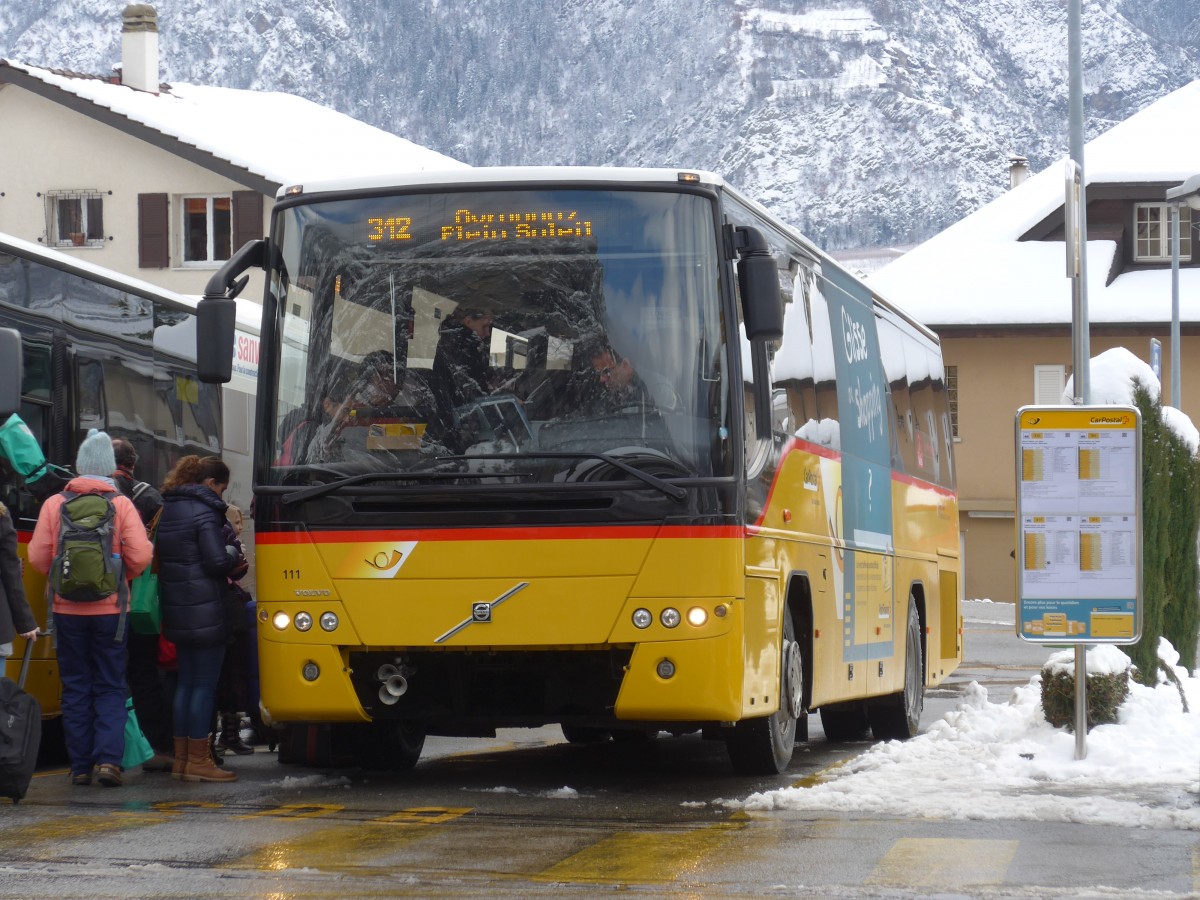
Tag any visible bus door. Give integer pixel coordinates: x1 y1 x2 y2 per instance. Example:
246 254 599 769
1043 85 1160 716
820 267 895 700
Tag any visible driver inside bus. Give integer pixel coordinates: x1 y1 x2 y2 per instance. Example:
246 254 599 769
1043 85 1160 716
587 339 680 415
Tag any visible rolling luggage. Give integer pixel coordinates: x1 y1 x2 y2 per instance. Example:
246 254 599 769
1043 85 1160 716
0 639 42 803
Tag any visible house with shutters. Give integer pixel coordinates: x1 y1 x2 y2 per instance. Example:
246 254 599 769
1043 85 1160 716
0 4 464 304
869 79 1200 604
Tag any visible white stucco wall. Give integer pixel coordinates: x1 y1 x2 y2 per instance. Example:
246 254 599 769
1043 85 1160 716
0 85 271 304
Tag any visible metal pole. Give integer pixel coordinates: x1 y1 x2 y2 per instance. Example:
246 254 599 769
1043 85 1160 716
1170 203 1181 407
1068 0 1089 760
1068 0 1090 407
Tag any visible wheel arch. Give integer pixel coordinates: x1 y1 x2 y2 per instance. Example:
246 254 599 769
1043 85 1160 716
907 579 929 682
784 571 814 712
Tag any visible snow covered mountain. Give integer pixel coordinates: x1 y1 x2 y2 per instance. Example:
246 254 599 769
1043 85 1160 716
2 0 1198 250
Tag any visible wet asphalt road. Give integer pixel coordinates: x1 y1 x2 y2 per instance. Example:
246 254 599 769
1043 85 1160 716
2 601 1196 899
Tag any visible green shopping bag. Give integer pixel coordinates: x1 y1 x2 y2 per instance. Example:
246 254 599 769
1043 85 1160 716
129 567 161 635
122 698 155 769
130 510 161 635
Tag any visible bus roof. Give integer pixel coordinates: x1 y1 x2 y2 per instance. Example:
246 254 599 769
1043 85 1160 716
0 229 195 314
0 229 262 335
277 166 727 199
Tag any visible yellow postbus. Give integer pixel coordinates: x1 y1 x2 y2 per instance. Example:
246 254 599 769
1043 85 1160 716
197 168 961 774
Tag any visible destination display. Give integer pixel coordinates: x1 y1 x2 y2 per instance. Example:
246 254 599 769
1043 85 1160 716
1014 406 1142 643
366 208 595 243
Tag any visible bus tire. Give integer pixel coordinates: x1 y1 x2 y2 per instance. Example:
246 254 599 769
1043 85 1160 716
560 724 611 744
726 606 801 775
356 720 426 771
868 596 925 740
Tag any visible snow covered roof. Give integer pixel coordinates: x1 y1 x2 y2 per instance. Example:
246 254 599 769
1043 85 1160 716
870 80 1200 327
0 60 466 191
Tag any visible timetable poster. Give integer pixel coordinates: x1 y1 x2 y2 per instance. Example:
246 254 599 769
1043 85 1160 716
1015 406 1141 643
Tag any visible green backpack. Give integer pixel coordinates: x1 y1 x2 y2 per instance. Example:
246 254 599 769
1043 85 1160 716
48 490 121 602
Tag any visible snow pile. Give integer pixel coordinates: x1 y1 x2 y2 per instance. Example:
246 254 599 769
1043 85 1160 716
722 642 1200 830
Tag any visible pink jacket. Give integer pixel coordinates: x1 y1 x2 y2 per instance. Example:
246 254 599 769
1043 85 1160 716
28 477 154 616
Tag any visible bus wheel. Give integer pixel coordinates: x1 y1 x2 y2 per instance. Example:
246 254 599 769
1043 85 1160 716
726 607 800 775
560 724 611 744
356 720 426 771
868 596 925 740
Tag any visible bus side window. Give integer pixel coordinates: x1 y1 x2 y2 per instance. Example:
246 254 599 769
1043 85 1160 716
76 357 107 438
927 348 954 489
808 269 839 449
877 318 912 473
772 263 817 443
905 334 935 480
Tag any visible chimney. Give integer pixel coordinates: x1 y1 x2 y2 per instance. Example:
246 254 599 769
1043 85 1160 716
1008 155 1030 190
121 4 159 93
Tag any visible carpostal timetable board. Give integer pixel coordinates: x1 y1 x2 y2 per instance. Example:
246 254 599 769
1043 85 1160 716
1014 406 1142 644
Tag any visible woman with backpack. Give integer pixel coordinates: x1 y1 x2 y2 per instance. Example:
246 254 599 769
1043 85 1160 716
28 429 153 787
156 455 240 783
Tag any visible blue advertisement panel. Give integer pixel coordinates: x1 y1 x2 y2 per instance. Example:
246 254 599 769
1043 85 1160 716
823 267 892 547
821 267 894 663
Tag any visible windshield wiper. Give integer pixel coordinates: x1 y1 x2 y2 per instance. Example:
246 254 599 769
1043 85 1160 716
436 452 688 501
279 470 518 506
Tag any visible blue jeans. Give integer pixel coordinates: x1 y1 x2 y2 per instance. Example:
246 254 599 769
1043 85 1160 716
54 612 127 774
174 642 227 739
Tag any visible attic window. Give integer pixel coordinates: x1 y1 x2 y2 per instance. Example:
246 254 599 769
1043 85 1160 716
45 190 105 248
1134 203 1192 262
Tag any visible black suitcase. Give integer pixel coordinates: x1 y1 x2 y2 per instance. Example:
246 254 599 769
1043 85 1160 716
0 639 42 803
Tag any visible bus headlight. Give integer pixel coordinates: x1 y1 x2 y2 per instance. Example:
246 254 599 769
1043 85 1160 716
656 658 676 679
302 661 320 681
319 612 339 632
294 612 313 632
272 611 291 631
632 608 652 629
687 607 708 627
660 607 681 628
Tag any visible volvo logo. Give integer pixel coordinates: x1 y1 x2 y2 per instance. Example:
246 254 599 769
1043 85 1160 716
435 583 529 643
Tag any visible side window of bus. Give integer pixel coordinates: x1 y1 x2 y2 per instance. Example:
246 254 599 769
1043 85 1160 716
808 268 839 449
76 357 107 438
772 261 817 444
3 342 52 520
877 317 912 472
905 334 936 482
928 348 955 489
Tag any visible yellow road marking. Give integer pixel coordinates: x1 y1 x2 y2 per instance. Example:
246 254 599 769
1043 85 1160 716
0 812 169 850
534 820 745 884
238 803 344 820
790 754 858 789
223 806 472 872
374 807 472 826
866 838 1018 888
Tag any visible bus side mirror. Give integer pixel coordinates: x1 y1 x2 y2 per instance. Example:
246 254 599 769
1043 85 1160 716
197 298 237 384
733 226 783 342
0 328 21 418
198 239 267 384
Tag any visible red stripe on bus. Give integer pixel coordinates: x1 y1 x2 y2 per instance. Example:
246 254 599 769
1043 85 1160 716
749 437 842 530
891 470 957 498
255 524 744 544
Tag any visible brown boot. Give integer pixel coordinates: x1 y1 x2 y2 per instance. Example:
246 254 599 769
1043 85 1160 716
172 737 188 780
182 736 237 783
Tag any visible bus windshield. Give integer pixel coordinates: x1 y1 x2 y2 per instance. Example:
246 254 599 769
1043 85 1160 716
267 187 730 488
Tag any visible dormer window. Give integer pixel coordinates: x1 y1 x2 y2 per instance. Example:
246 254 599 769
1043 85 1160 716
1134 203 1192 262
45 190 105 248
